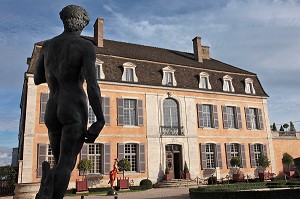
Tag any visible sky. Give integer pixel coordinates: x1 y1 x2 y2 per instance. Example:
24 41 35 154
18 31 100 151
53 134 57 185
0 0 299 150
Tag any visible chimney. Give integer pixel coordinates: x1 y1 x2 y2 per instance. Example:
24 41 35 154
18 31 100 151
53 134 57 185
193 37 202 62
94 18 104 47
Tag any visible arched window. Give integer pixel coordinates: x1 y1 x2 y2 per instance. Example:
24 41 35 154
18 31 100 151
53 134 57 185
163 98 179 127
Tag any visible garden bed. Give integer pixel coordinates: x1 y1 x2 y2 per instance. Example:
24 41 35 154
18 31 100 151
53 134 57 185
189 181 300 199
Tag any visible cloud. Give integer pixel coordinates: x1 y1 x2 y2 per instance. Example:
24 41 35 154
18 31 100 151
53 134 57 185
0 147 12 166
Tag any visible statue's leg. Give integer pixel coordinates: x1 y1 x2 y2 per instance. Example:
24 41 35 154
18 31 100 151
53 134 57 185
49 128 62 164
35 162 53 199
52 122 85 199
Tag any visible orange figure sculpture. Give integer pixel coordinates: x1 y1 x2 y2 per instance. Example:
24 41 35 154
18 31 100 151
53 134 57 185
108 158 118 189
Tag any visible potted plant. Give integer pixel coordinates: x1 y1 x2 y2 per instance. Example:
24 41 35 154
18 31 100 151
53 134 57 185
257 155 270 180
117 159 131 189
76 159 92 192
230 156 244 181
164 164 172 180
183 161 190 180
282 153 294 178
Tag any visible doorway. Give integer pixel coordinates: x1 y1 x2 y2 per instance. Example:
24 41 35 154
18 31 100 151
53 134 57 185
165 144 182 179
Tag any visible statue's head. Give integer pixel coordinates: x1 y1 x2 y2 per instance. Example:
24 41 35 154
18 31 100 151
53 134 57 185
59 5 90 32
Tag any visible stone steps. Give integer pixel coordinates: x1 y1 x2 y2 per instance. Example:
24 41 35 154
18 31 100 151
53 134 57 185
155 179 200 188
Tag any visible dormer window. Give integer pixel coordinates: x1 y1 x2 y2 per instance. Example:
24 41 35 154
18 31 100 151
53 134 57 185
122 62 138 82
162 66 177 86
125 68 133 82
222 75 235 92
199 72 212 89
95 59 105 80
245 78 256 94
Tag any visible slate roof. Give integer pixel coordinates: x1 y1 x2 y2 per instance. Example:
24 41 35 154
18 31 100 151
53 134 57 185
29 37 268 97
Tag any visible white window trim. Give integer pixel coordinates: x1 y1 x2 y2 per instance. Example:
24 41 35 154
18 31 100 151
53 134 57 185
122 62 138 82
162 66 177 86
199 72 212 89
95 59 105 80
222 75 235 92
245 78 256 94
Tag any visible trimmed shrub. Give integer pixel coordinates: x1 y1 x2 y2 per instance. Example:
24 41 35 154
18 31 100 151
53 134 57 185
88 187 110 193
139 179 153 189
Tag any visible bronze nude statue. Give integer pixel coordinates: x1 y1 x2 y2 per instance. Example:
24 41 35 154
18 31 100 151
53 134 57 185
34 5 105 199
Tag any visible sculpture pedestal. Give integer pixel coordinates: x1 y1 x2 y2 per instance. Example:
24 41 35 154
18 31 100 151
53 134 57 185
13 182 40 199
107 188 118 195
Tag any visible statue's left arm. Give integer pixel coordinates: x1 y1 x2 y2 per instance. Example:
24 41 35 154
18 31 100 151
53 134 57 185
83 42 105 143
34 45 47 85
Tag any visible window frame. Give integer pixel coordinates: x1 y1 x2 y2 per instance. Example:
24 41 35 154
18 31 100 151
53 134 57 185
162 66 177 86
222 75 235 92
199 72 212 89
47 144 55 168
95 59 105 80
121 62 138 82
205 144 216 169
123 99 137 126
227 106 236 129
87 143 102 174
202 104 213 128
245 78 256 94
163 98 180 127
124 143 138 172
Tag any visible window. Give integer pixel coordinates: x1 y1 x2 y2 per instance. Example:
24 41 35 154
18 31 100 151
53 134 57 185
88 97 110 125
222 75 235 92
226 143 246 168
40 93 49 123
47 144 55 168
222 106 242 129
230 144 239 158
253 144 261 167
117 98 144 126
199 72 212 89
163 98 179 127
95 59 105 80
166 72 173 85
80 143 111 175
250 143 266 168
197 104 219 129
203 105 212 128
124 99 136 126
245 107 263 130
125 68 133 82
249 108 258 129
245 78 255 94
86 144 102 174
206 144 215 169
117 143 146 172
162 66 177 86
88 105 96 124
122 62 138 82
227 107 236 129
125 144 137 172
200 143 222 169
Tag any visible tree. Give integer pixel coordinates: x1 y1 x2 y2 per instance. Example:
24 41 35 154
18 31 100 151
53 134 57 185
271 123 277 131
257 155 270 170
117 159 131 179
283 123 289 131
77 159 92 180
279 125 284 132
290 121 296 132
230 156 242 168
0 166 17 185
282 153 294 172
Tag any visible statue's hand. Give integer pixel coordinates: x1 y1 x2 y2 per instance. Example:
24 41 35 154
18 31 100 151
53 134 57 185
85 121 104 143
